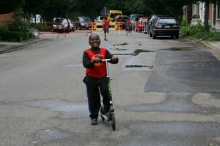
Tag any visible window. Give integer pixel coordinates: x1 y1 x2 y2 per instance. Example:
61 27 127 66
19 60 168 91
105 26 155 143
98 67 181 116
218 0 220 18
193 3 199 15
159 19 176 24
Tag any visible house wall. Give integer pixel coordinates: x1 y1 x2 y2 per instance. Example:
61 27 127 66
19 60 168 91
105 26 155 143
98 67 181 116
184 2 220 28
215 1 220 27
0 12 13 23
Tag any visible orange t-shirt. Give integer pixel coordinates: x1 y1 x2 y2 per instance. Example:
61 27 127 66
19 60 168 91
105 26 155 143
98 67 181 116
85 48 107 78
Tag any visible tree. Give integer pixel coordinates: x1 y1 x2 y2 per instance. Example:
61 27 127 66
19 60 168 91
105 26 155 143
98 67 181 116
0 0 24 14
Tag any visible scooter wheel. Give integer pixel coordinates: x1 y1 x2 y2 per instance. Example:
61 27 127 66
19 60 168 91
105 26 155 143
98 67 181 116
111 114 116 130
101 115 105 121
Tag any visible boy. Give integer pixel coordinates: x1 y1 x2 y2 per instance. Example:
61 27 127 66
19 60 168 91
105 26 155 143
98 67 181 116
102 17 110 41
82 34 119 125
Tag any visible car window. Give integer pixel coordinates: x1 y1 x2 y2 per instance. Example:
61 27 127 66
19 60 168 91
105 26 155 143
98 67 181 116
152 18 158 24
159 19 176 24
82 17 91 21
55 19 63 22
141 20 147 23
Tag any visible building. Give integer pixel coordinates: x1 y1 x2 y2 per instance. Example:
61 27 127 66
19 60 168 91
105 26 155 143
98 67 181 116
183 1 220 30
0 12 13 23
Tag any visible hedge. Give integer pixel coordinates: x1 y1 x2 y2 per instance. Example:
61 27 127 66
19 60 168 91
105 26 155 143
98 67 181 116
0 31 32 42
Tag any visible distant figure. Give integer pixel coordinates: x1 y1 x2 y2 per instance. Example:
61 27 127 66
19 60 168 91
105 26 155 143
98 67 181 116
102 17 110 41
126 20 131 31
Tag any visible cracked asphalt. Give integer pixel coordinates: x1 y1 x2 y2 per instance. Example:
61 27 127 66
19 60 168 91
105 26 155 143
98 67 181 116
0 31 220 146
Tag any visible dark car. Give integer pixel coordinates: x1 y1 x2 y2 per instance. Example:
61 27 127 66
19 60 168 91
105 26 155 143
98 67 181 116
74 16 92 30
149 16 179 39
146 15 165 35
113 15 128 29
114 15 128 22
128 14 144 29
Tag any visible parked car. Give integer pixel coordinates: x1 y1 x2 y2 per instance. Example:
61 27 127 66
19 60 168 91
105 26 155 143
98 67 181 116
114 15 128 22
135 17 148 32
75 16 92 30
146 14 165 35
128 14 144 29
113 15 128 29
94 16 103 22
149 16 180 39
52 18 74 32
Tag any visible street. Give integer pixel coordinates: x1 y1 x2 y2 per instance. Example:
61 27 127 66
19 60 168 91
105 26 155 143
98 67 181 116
0 30 220 146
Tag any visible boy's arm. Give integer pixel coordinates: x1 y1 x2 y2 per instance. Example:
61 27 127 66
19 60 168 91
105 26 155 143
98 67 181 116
106 50 119 64
82 51 94 68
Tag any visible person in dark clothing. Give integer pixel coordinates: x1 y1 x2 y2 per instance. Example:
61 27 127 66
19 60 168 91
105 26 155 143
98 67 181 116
82 34 119 125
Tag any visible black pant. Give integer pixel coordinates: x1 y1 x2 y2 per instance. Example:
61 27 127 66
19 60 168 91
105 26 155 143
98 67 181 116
84 76 111 119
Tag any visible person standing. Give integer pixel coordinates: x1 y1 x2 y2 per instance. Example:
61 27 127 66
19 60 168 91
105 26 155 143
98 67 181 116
102 17 110 41
82 34 119 125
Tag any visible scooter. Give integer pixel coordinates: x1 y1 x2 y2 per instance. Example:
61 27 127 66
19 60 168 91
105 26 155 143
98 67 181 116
100 59 116 131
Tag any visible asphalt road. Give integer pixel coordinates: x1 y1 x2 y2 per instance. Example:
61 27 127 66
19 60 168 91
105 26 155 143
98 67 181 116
0 30 220 146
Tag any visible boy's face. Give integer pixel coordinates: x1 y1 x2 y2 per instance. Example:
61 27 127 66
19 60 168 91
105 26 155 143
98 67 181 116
89 35 100 48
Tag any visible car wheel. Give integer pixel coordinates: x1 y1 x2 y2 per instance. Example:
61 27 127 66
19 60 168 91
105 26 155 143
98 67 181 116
175 34 179 39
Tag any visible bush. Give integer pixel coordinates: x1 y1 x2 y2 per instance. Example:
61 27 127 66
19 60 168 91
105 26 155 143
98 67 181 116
8 21 29 31
0 22 9 31
36 23 51 31
181 18 189 27
189 19 204 35
0 31 32 42
193 32 220 41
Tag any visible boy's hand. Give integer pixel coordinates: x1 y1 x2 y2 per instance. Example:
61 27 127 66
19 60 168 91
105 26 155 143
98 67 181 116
92 58 101 63
111 56 118 62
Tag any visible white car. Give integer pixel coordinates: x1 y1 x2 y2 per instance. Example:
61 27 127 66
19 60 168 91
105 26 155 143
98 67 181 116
52 18 74 32
94 16 103 22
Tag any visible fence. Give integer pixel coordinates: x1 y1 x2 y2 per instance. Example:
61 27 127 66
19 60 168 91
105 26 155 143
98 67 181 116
35 21 129 38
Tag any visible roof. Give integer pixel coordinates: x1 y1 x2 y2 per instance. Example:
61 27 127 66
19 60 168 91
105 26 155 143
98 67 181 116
0 12 14 23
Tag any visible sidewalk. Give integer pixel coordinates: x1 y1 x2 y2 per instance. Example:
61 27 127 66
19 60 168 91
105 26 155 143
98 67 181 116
0 38 48 54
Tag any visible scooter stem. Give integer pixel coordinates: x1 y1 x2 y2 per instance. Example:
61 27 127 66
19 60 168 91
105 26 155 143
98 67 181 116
102 59 111 77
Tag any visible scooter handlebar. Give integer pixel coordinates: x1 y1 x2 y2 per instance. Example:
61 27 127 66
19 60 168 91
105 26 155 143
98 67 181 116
101 59 111 62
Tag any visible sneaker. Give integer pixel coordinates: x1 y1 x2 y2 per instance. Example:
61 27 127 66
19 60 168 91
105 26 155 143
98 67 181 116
91 119 98 125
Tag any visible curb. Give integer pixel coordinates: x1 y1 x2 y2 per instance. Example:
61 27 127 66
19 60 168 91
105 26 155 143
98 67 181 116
0 38 49 54
184 37 220 56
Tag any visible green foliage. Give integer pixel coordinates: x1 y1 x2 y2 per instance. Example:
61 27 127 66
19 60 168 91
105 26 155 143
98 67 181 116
180 18 204 37
36 23 51 31
0 31 32 42
181 18 189 27
0 22 9 31
180 17 220 41
189 19 204 35
8 21 29 31
0 0 24 14
193 32 220 41
7 7 30 31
